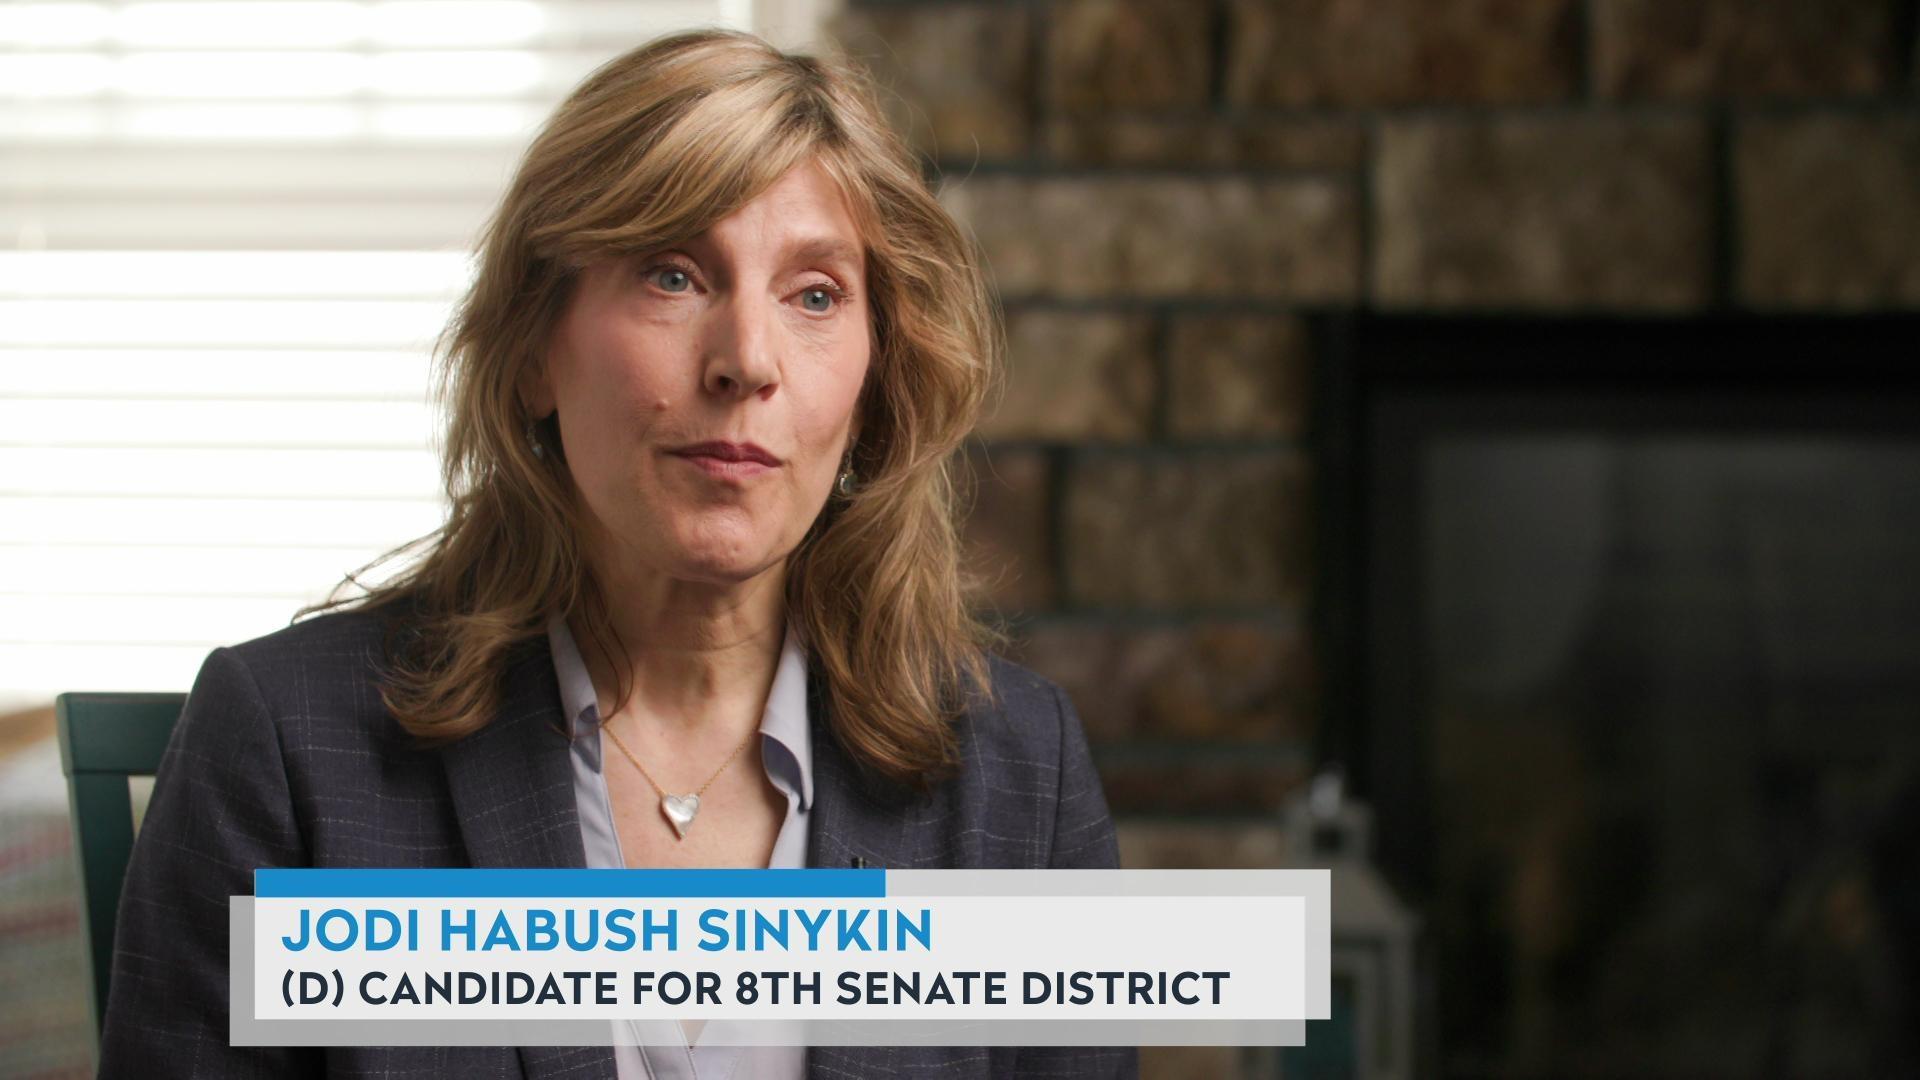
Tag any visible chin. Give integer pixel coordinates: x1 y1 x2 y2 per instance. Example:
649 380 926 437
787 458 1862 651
669 554 773 586
663 530 783 584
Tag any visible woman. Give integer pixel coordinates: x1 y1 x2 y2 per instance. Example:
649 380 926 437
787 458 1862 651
96 26 1131 1080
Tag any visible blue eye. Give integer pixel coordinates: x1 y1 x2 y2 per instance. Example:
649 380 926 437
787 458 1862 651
801 287 835 313
652 266 692 293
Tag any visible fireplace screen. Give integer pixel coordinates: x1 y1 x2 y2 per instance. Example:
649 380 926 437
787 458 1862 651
1342 316 1920 1078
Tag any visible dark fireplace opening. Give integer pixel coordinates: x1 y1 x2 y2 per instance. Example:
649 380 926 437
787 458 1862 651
1322 313 1920 1078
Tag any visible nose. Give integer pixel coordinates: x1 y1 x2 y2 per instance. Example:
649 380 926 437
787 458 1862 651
701 291 780 401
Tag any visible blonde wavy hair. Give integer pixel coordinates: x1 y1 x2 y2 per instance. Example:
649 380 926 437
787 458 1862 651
298 26 1006 792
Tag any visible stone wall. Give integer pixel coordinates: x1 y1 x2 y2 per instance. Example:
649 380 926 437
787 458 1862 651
819 0 1920 966
818 2 1919 1074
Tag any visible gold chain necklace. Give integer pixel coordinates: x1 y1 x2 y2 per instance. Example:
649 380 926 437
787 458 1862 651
601 716 756 840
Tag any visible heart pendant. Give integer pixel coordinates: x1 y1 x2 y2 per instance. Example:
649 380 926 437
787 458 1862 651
661 793 700 839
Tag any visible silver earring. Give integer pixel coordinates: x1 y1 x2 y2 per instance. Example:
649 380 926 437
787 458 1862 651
526 418 544 460
835 450 856 496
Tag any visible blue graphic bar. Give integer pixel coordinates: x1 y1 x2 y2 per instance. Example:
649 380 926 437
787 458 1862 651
255 868 887 898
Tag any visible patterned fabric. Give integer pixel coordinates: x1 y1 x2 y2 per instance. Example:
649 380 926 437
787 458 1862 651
95 601 1136 1079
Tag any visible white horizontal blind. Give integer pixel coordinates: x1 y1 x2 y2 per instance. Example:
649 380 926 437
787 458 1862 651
0 1 764 248
0 0 804 712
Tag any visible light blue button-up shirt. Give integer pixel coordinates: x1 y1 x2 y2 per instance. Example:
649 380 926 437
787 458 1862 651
547 613 812 1080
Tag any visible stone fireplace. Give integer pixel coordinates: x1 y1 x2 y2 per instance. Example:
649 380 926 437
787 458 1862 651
823 1 1920 1074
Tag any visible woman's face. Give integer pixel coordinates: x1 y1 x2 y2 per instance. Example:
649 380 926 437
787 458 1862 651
525 159 873 588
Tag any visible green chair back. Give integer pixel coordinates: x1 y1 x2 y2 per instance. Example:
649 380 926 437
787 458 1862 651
55 692 186 1042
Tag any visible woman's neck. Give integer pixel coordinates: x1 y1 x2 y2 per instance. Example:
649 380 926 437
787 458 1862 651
570 559 788 738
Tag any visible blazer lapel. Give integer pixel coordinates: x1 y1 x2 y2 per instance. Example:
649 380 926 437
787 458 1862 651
803 660 981 1079
439 633 614 1080
802 655 940 873
440 634 586 873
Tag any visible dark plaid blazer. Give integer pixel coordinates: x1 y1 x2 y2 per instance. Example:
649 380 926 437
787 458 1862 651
95 602 1135 1079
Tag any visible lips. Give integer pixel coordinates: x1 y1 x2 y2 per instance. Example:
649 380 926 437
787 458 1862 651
668 440 782 467
667 441 782 483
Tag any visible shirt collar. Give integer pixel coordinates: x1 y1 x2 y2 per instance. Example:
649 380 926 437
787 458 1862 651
545 612 813 812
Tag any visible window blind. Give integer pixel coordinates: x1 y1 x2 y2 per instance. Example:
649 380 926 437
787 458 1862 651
0 1 831 710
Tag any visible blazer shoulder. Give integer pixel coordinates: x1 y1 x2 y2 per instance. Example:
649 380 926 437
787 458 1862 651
968 651 1075 761
213 601 410 739
226 601 392 673
981 651 1067 715
965 652 1119 870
